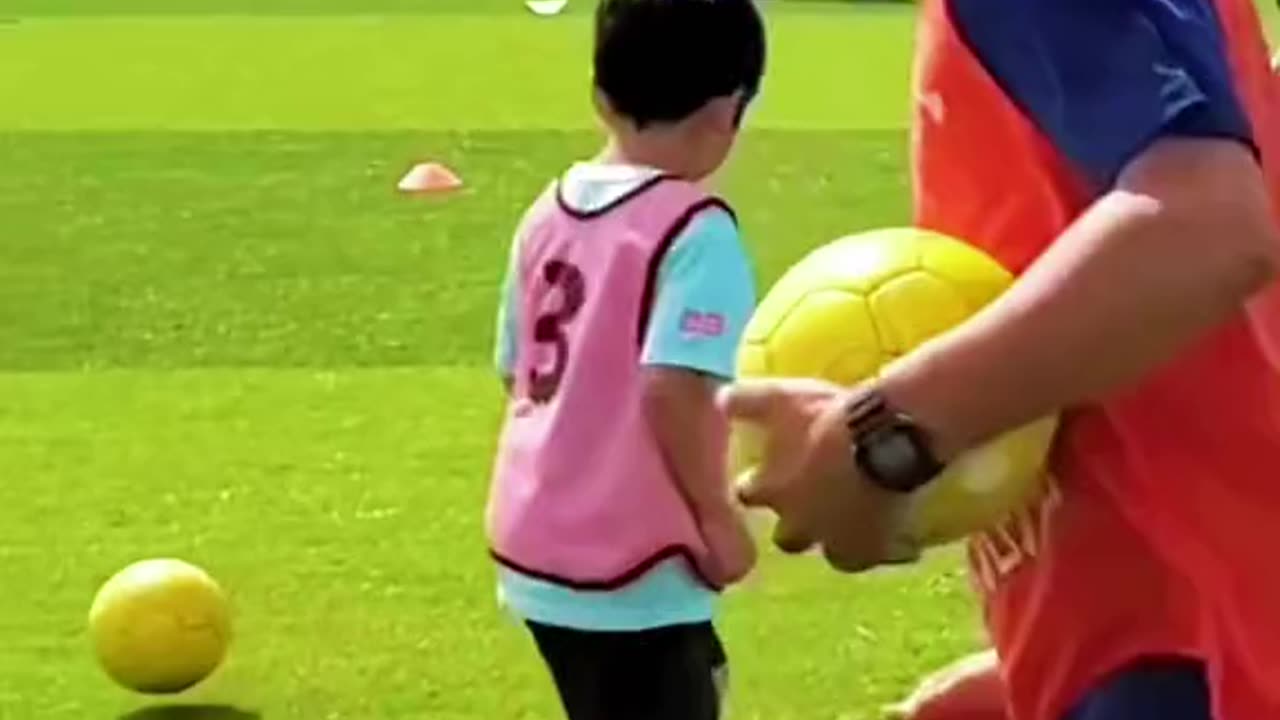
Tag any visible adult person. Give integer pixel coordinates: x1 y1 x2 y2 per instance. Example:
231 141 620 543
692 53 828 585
723 1 1280 718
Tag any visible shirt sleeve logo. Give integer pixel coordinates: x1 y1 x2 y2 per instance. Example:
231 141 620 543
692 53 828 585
679 309 727 339
1153 62 1204 119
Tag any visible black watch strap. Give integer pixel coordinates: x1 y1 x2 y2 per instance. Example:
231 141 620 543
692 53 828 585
844 387 894 438
843 386 943 493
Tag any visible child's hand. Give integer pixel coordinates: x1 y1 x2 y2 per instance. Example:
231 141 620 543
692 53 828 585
699 508 758 587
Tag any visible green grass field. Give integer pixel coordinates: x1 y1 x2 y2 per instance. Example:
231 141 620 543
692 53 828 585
8 1 1273 718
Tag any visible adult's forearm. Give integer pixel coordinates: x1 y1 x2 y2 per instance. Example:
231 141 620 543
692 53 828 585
880 138 1279 459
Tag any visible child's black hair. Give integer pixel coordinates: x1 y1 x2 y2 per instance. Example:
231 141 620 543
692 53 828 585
594 0 766 129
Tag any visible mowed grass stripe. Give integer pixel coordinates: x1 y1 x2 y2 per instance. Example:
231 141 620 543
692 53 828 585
0 367 548 719
0 366 981 720
0 130 909 371
0 0 551 14
0 0 908 16
0 15 912 132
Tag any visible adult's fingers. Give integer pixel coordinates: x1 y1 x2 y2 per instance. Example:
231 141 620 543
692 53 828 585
822 541 877 574
716 380 784 423
883 536 923 566
736 465 784 509
820 533 921 574
737 468 817 554
717 377 843 422
773 512 817 554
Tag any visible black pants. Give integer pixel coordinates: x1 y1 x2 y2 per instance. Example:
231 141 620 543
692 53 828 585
527 621 728 720
1064 657 1211 720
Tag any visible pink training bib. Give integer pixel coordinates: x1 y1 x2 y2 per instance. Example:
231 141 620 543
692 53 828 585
487 176 731 590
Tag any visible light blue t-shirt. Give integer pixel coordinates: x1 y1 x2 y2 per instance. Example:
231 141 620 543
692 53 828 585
492 163 756 631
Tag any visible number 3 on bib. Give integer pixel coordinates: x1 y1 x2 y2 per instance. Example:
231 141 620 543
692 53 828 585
528 260 586 403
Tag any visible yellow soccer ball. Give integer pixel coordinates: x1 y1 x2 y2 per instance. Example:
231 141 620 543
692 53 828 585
735 228 1058 547
89 558 232 694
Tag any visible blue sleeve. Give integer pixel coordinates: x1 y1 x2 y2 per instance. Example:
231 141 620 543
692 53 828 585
494 235 520 378
641 207 756 380
950 0 1255 188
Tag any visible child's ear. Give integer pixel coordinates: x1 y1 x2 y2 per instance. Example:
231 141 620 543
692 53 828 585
704 92 747 135
593 88 622 128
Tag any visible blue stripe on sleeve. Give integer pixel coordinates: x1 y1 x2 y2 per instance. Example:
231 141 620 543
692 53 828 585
949 0 1254 188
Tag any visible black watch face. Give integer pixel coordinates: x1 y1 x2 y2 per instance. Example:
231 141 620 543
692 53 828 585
866 431 921 484
858 425 938 493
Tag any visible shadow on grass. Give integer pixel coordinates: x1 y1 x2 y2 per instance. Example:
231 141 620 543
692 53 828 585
118 706 261 720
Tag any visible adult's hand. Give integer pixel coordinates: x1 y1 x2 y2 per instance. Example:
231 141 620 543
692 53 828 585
719 379 919 572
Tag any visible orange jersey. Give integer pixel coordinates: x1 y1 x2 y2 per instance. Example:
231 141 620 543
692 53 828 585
912 0 1280 718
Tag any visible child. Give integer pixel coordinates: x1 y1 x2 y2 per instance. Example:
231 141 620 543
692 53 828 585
485 1 766 718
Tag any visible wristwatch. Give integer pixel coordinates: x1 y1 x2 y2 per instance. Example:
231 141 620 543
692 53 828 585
843 385 944 493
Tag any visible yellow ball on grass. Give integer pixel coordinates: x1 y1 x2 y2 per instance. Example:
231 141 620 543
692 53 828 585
89 558 231 694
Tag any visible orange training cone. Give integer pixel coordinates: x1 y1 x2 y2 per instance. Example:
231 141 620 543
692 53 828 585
398 162 463 194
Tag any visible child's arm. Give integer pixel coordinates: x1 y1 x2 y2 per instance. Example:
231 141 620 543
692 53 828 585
639 205 758 586
643 366 756 585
